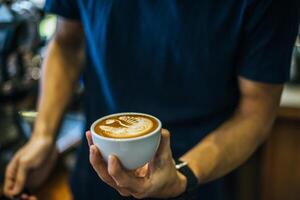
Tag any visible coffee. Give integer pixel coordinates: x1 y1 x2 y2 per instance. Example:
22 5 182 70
91 112 162 169
94 114 159 139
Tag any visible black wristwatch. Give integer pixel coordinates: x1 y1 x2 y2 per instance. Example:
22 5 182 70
175 159 199 195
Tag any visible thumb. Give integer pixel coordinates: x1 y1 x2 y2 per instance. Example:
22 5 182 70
4 154 19 197
12 163 28 195
150 129 172 170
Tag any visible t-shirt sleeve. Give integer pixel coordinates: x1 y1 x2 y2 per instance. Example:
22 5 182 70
44 0 80 20
237 0 300 84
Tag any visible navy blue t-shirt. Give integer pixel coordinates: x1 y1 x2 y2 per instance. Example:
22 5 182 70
45 0 299 125
45 1 299 199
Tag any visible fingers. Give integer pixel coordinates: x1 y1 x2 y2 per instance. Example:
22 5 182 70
20 194 37 200
107 155 130 187
4 153 30 197
13 161 28 195
135 164 149 178
155 129 171 159
89 145 131 197
149 129 172 172
89 145 116 187
108 155 147 195
86 131 93 146
4 153 20 196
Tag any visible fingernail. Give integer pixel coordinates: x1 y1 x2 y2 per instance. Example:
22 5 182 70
108 155 114 164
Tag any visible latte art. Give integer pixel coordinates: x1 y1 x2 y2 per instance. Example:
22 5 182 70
94 114 159 138
100 116 153 136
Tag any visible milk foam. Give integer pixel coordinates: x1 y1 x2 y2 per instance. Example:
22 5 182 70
99 116 154 137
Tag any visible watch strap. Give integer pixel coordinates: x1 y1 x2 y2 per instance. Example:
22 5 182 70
175 159 198 194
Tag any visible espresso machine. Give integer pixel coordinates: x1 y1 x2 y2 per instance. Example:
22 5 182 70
0 0 43 99
0 0 44 187
0 2 85 194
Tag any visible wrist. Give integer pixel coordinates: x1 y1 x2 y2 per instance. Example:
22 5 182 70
169 171 187 197
177 171 188 193
32 131 56 148
32 120 57 145
175 159 199 196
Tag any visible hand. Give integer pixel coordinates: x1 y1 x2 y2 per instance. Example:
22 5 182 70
4 135 57 198
86 129 187 199
16 193 38 200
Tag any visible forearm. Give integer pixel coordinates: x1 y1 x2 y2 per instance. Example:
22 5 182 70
181 110 274 183
180 78 283 184
33 37 83 141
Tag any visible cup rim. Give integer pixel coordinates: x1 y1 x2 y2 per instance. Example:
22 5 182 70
90 112 162 142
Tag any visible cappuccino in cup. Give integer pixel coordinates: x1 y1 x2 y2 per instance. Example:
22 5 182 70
91 113 161 169
94 114 159 139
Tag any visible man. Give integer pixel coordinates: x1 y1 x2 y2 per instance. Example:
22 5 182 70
4 0 299 199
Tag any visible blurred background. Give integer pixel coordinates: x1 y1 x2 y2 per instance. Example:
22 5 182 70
0 0 299 199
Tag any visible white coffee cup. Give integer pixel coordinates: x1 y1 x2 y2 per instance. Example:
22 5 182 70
90 112 162 170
